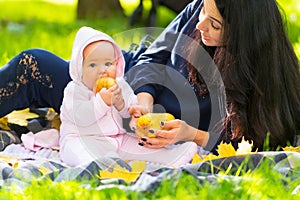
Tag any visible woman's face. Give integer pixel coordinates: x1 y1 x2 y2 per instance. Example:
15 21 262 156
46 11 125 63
196 0 223 46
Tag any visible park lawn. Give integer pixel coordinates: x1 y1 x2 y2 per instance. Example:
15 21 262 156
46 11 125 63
0 0 300 199
0 154 300 199
0 0 177 64
0 0 298 64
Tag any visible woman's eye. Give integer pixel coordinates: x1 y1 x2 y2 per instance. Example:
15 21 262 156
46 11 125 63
211 21 221 30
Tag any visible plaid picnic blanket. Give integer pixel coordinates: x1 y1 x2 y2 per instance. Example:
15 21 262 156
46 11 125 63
1 143 300 192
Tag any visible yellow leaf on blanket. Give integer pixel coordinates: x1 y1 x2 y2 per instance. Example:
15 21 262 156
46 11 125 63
191 153 218 164
45 108 58 121
217 141 236 158
191 153 202 164
192 138 255 164
236 137 254 155
6 108 39 127
0 155 19 168
98 161 146 183
283 146 300 153
39 166 52 175
0 116 10 130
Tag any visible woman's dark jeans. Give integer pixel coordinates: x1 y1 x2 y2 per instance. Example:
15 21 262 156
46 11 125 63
0 49 71 117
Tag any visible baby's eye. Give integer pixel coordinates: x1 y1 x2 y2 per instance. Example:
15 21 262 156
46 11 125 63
89 63 97 68
105 62 113 67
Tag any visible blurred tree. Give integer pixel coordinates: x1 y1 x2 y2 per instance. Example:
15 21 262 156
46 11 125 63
77 0 125 20
129 0 192 26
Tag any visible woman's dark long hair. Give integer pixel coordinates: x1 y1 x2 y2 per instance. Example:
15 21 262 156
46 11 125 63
188 0 300 150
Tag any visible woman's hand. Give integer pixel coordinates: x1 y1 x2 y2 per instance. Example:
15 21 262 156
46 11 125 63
138 119 209 148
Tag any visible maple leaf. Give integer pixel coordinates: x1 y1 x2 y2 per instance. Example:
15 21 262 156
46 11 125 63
46 108 61 130
236 137 254 155
6 108 39 127
191 153 218 164
191 137 255 164
0 116 10 130
98 160 146 183
39 166 52 175
283 146 300 153
217 141 236 158
0 155 19 168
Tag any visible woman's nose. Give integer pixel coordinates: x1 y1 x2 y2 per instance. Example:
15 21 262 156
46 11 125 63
196 18 208 32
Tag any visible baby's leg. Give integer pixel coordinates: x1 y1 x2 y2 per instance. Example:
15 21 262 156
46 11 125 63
119 134 197 168
60 136 119 167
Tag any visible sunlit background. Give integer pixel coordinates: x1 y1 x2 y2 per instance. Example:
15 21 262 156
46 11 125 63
0 0 299 64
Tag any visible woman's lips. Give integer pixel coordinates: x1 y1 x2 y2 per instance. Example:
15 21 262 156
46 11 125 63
202 35 212 40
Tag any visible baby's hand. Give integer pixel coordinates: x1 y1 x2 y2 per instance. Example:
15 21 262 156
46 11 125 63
111 84 125 111
99 87 113 106
128 105 150 131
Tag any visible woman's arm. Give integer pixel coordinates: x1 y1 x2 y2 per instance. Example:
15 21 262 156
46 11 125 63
128 92 154 117
193 129 209 147
126 0 203 98
137 92 154 113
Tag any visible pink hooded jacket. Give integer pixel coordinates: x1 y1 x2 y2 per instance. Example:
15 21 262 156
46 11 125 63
59 27 137 142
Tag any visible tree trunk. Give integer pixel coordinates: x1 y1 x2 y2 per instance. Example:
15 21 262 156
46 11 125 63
77 0 124 20
160 0 193 13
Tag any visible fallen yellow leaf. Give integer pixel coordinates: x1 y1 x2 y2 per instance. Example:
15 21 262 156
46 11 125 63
236 137 254 155
39 166 52 175
191 153 218 164
283 146 300 153
0 116 10 130
192 138 255 164
6 108 39 127
217 141 236 158
0 155 19 168
98 160 146 183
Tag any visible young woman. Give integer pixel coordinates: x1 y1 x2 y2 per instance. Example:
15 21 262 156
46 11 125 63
1 0 299 153
128 0 300 151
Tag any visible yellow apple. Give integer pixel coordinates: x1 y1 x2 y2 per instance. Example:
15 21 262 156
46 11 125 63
135 113 175 138
93 77 116 94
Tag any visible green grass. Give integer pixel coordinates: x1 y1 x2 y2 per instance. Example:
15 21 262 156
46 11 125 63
0 0 298 64
0 0 176 64
0 159 300 199
0 0 300 199
277 0 300 58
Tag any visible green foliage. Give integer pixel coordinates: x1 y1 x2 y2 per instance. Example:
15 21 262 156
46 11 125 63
0 0 176 65
277 0 300 59
0 0 298 65
1 159 300 200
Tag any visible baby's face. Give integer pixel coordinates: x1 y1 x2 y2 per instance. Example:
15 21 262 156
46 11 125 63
82 41 117 90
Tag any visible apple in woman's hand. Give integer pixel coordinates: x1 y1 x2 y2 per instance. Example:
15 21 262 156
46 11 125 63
135 113 175 138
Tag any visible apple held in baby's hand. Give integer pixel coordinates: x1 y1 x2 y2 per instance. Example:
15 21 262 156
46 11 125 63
135 113 175 138
93 77 116 94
